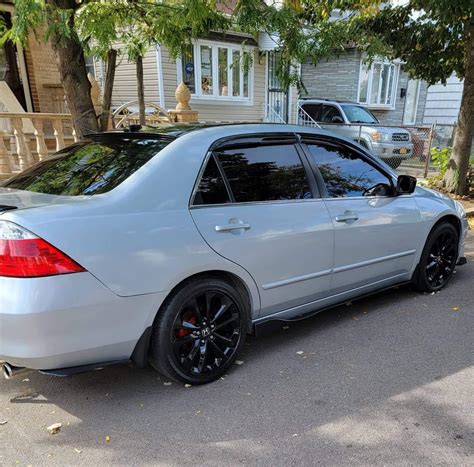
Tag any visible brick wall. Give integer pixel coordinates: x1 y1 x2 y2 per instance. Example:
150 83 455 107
25 29 66 113
300 49 428 126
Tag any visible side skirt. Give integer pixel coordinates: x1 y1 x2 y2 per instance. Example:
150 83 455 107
253 280 412 336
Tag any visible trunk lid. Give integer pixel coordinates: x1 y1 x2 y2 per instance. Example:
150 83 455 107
0 188 87 213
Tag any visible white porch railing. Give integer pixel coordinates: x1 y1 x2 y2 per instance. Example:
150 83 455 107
264 104 288 124
296 103 321 128
0 112 76 177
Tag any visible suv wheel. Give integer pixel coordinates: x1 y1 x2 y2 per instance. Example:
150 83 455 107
150 276 248 384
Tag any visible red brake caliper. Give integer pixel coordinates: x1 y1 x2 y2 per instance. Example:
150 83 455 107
176 314 197 338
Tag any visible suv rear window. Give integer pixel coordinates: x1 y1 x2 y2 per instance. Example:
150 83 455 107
2 137 170 196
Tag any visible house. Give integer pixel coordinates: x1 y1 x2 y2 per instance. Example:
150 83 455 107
422 74 464 125
0 3 67 114
91 32 299 125
300 47 429 127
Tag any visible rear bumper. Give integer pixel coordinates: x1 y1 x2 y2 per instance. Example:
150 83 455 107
0 273 165 370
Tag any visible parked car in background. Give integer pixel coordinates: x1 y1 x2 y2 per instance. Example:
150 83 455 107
0 123 467 385
299 98 414 168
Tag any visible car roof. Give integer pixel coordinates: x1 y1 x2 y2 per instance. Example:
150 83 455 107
84 122 359 147
299 98 360 105
87 122 286 141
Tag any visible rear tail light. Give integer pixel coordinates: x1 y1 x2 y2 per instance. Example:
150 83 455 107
0 220 85 278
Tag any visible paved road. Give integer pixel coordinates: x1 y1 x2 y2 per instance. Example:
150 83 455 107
1 235 473 466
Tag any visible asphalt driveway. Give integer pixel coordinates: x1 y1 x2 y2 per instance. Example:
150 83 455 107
1 234 473 466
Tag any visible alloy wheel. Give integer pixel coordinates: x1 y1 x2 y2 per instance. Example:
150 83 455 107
170 290 242 377
425 230 457 289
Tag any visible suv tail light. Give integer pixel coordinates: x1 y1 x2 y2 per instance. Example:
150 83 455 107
0 220 85 278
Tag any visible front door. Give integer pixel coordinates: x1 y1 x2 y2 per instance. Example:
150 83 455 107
266 52 289 123
190 134 334 318
302 137 423 294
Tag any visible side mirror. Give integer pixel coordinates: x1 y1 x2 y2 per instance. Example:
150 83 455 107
331 116 344 124
396 175 417 195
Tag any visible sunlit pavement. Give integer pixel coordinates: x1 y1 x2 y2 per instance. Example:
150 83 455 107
1 234 473 466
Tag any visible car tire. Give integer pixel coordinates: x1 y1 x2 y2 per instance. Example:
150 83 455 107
149 276 248 384
387 157 403 169
413 222 459 293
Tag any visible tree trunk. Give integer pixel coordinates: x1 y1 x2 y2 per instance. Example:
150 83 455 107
136 55 146 126
444 22 474 195
99 49 117 132
46 0 99 138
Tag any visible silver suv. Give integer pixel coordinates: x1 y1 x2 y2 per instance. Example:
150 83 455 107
299 99 413 168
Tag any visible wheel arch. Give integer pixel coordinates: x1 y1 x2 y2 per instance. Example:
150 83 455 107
431 214 462 238
131 269 257 368
160 269 257 331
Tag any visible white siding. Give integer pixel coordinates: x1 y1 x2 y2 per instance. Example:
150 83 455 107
423 75 463 124
161 46 266 121
110 46 160 108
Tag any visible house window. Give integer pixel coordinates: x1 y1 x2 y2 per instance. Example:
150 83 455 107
177 40 251 101
180 44 196 94
358 59 399 108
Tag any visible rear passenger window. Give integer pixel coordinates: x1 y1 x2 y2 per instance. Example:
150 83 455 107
193 155 231 205
215 144 312 203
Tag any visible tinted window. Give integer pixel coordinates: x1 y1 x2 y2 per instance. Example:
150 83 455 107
306 143 392 197
320 105 343 123
193 155 230 205
216 144 312 202
3 138 169 195
301 104 322 121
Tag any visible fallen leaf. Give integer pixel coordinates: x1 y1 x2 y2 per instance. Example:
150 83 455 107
235 360 244 365
105 435 111 443
451 307 460 312
47 423 62 435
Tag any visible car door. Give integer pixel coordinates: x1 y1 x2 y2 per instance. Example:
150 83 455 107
301 136 423 295
190 134 335 318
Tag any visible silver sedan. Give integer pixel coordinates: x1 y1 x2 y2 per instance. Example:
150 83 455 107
0 124 468 384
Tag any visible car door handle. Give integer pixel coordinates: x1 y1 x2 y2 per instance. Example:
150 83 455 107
335 212 359 223
215 223 251 232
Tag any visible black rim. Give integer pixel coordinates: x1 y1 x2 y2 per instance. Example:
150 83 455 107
426 231 457 288
171 290 242 377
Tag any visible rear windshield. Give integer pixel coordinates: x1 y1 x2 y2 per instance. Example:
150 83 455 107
2 137 170 196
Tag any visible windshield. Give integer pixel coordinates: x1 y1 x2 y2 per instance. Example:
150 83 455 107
341 105 379 124
2 137 170 196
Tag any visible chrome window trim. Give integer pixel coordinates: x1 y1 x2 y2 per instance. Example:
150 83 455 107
190 197 326 210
